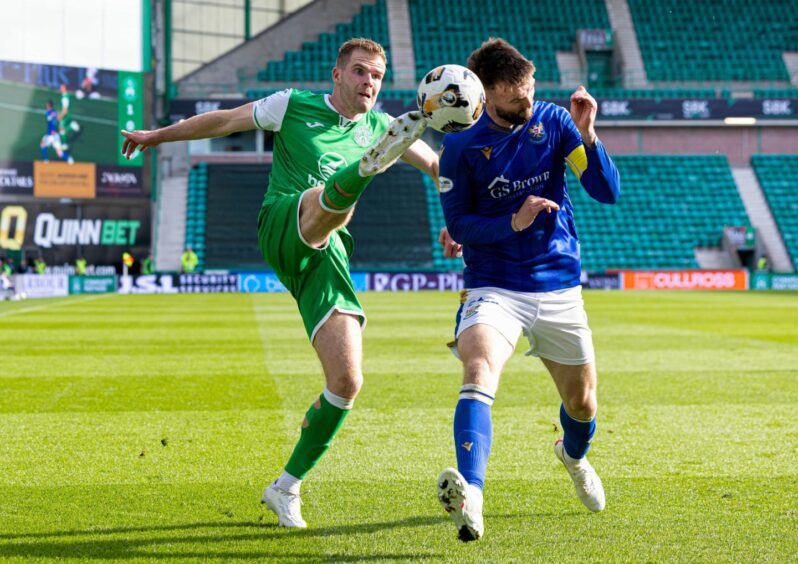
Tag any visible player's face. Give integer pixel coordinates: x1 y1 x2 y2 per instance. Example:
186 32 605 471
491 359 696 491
333 49 386 116
487 76 536 126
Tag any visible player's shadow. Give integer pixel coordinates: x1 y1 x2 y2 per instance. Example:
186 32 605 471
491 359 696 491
0 516 446 560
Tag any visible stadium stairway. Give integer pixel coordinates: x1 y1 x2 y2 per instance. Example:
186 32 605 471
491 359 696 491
605 0 648 87
732 166 793 273
385 0 416 87
154 175 188 271
750 156 798 272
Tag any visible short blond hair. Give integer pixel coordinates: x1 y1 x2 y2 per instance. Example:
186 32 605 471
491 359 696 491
336 38 387 68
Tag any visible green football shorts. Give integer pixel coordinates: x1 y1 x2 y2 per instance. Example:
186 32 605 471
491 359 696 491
257 190 365 341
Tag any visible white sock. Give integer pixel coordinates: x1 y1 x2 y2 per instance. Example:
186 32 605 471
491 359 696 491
275 471 302 495
323 387 355 410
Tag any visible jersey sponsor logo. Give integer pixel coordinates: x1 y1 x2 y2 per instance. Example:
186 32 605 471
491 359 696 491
488 171 550 199
318 152 347 179
305 121 323 128
528 121 546 143
307 152 349 187
480 146 493 160
487 175 510 198
438 176 454 193
353 125 373 147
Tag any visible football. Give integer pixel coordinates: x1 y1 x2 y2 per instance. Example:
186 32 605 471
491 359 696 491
416 64 485 133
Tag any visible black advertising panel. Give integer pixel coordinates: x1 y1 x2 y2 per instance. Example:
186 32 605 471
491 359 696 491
0 201 151 267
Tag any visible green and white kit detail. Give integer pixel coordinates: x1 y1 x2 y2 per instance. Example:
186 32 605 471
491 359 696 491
254 89 391 341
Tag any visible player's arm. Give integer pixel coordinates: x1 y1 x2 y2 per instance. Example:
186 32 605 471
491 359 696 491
401 138 439 182
564 86 620 204
440 139 557 244
121 102 256 159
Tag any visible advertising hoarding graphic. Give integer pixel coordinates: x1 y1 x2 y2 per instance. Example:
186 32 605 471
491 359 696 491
69 275 117 294
0 202 150 266
368 272 464 292
117 72 144 167
119 275 178 294
33 162 96 198
622 270 749 290
0 162 34 195
176 274 239 293
752 273 798 291
14 274 69 298
581 272 622 290
0 59 144 198
237 272 368 293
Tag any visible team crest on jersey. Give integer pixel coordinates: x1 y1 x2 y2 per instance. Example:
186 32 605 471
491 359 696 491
528 121 546 143
480 146 493 160
462 304 479 320
318 152 348 180
353 125 373 147
438 176 454 193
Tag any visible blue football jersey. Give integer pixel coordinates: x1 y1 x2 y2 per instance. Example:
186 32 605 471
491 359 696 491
439 101 620 292
45 108 58 134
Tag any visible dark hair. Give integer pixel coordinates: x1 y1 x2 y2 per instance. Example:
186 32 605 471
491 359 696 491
467 38 535 89
336 38 387 68
47 100 53 107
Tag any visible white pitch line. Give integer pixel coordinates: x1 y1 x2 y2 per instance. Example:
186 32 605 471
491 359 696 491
0 293 113 319
0 101 117 126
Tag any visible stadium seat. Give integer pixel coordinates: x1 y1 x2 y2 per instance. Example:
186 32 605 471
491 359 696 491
568 155 752 271
628 0 798 81
408 0 611 83
258 0 393 84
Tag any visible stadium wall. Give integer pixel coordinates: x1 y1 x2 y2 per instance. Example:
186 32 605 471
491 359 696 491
599 127 798 165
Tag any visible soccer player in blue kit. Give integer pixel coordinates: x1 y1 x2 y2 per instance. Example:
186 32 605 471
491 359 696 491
435 38 621 542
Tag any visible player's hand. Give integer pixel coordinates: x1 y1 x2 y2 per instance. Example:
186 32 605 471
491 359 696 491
120 129 159 159
438 227 463 258
569 85 597 147
513 195 560 231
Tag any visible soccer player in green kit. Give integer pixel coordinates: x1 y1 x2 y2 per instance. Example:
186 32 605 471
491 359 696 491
120 38 436 528
58 84 79 163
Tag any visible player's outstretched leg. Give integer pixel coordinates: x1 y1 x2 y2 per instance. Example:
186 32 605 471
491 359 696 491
318 111 427 214
554 404 605 512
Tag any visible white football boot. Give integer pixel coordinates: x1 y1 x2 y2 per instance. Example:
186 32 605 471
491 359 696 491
261 482 307 528
437 467 484 542
554 439 606 512
359 111 428 176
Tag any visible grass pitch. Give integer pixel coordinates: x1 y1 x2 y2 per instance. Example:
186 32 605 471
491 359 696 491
0 291 796 561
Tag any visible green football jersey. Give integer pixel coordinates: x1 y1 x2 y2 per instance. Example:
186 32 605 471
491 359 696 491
252 89 391 207
60 92 71 123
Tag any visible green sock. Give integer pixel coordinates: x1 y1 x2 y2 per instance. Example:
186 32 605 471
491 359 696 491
284 393 350 479
319 161 373 213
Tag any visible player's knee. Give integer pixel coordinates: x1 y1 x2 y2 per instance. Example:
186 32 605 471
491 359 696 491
564 393 596 421
328 371 363 400
462 357 498 386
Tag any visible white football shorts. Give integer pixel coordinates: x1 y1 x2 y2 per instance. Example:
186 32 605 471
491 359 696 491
41 133 61 150
452 285 595 365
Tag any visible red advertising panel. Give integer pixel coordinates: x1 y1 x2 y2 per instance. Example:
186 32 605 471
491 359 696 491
621 270 749 291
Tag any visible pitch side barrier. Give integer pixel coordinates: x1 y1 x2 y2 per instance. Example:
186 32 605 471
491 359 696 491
15 270 790 300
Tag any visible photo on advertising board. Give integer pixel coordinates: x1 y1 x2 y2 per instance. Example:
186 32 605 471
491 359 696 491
0 60 145 199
